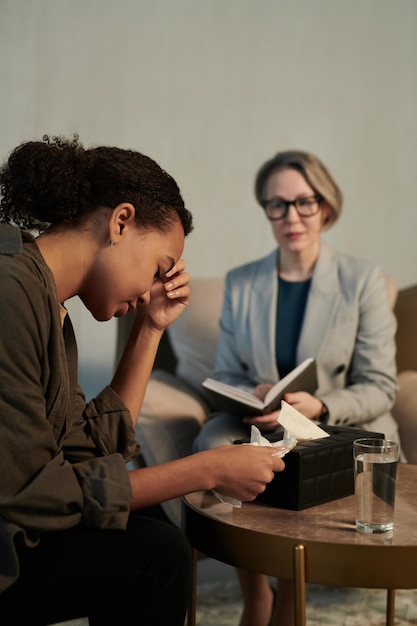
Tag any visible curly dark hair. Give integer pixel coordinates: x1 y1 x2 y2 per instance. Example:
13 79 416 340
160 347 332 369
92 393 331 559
0 134 193 235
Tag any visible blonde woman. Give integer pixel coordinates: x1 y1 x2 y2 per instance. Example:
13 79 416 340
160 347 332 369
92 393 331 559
194 150 400 626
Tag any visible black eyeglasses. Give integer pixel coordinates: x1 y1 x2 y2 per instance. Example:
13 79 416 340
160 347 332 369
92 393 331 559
261 195 322 221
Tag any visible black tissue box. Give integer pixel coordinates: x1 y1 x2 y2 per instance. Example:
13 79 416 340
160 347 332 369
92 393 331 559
235 425 384 510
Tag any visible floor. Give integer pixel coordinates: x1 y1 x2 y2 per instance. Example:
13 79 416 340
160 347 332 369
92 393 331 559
50 558 417 626
198 557 237 584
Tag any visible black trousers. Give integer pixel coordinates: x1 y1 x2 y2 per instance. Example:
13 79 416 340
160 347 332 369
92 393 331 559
0 512 192 626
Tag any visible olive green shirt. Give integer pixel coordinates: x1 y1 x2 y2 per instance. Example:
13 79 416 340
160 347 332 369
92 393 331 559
0 225 140 593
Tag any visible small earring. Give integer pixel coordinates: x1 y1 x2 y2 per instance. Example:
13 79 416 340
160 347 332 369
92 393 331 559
108 239 115 247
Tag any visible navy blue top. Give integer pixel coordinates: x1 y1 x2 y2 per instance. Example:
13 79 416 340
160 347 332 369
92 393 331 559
276 276 311 377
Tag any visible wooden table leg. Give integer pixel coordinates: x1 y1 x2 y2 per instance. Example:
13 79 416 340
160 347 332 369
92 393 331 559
386 589 396 626
293 544 307 626
187 547 198 626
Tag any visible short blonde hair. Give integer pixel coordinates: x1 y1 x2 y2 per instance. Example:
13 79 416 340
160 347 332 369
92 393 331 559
254 150 343 228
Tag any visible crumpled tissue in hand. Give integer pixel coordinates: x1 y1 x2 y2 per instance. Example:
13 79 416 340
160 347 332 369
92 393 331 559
212 424 297 508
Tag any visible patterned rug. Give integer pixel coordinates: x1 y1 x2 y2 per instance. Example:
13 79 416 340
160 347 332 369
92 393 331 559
53 580 417 625
195 579 417 625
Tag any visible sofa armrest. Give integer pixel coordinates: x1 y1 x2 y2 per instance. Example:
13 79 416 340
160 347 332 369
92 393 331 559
391 370 417 463
134 369 211 527
136 369 211 464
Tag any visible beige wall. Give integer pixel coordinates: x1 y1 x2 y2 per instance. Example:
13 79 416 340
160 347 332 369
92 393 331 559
1 0 416 391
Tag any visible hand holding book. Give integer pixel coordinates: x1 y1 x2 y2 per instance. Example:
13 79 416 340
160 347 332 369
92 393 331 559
201 357 318 417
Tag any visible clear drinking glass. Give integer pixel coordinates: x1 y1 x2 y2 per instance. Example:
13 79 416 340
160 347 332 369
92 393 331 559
353 438 399 534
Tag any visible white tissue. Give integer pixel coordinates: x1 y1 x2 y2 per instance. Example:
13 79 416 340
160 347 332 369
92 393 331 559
278 400 330 441
248 424 298 456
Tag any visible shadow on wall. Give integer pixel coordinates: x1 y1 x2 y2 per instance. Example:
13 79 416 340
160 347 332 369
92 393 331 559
65 297 118 400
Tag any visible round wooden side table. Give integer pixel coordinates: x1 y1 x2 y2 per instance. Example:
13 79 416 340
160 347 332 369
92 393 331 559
183 463 417 626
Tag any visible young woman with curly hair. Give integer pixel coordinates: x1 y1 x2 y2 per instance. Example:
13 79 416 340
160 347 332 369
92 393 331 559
0 135 285 626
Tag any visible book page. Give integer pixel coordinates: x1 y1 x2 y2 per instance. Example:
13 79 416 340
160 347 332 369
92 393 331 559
202 378 263 408
264 357 315 405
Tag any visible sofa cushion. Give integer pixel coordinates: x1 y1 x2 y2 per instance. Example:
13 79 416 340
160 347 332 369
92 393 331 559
168 277 224 395
385 275 397 310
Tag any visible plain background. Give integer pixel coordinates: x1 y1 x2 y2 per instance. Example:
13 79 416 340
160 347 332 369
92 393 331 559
1 0 416 394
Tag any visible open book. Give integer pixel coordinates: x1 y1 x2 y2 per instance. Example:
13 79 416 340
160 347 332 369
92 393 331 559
201 357 318 417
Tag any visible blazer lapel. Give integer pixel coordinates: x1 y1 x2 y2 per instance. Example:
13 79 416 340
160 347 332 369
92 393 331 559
249 249 280 381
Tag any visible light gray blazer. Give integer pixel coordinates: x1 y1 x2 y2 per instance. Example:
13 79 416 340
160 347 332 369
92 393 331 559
213 243 399 439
